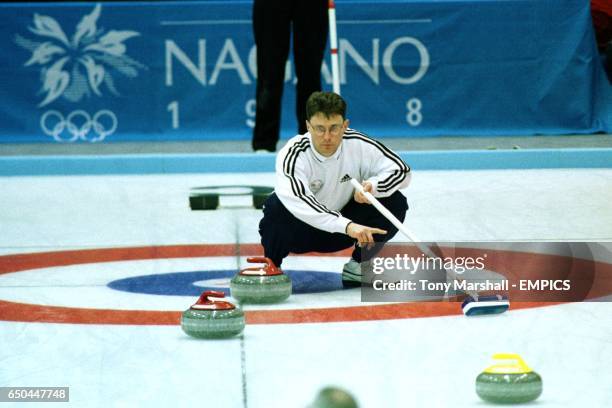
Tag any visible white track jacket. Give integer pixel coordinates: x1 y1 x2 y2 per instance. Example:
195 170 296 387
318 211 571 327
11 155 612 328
274 128 411 234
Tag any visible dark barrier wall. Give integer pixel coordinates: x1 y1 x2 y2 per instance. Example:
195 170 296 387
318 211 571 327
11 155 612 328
1 0 611 143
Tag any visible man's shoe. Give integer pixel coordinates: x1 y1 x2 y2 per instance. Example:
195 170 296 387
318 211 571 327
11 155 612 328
342 258 371 288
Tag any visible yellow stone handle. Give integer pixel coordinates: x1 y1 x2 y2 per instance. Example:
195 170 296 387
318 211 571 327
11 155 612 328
484 353 533 374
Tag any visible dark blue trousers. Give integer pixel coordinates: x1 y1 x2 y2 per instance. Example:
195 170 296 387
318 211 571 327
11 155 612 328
259 192 408 267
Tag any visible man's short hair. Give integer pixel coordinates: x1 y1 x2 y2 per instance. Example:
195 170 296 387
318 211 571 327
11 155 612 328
306 92 346 120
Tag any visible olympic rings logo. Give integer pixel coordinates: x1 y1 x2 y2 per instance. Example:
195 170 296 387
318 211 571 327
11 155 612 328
40 110 118 143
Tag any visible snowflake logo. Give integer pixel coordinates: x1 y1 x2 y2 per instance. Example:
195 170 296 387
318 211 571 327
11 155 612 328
15 4 145 107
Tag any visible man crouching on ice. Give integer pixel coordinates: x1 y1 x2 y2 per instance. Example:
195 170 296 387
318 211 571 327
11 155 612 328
259 91 411 287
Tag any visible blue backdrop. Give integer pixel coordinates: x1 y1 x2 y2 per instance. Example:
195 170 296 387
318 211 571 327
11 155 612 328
1 0 610 143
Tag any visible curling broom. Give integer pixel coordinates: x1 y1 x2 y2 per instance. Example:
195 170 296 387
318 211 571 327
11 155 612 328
348 177 509 316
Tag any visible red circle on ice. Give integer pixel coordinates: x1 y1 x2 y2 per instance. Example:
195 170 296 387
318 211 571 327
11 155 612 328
0 244 610 325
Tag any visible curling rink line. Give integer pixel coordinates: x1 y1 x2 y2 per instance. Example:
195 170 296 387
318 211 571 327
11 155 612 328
1 169 611 406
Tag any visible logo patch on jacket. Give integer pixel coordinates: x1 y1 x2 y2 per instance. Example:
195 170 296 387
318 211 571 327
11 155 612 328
310 179 323 193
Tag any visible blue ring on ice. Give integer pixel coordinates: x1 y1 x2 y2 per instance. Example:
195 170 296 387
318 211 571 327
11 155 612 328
107 269 344 296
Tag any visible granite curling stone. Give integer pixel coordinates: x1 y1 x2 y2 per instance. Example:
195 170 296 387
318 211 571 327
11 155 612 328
311 386 358 408
230 257 292 304
476 353 542 404
181 290 245 339
189 192 219 210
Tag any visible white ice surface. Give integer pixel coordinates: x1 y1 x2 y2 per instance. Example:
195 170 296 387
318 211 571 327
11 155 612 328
1 169 611 407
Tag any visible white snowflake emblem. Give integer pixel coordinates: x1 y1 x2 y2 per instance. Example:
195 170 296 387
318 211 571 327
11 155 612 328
15 4 145 107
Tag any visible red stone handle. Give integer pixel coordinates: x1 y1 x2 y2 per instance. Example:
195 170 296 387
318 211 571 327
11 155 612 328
242 257 282 276
191 290 234 310
198 290 226 303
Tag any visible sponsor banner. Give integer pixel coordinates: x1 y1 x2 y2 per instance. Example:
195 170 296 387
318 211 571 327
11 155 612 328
1 0 610 144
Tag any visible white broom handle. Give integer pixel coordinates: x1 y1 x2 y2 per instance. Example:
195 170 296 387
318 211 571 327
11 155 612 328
349 177 478 298
328 0 341 95
349 178 436 259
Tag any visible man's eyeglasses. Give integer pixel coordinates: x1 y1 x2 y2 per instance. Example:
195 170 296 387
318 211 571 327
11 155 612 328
307 121 344 136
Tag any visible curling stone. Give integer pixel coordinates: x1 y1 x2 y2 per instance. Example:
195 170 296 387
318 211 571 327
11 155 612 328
252 191 269 209
189 185 274 210
181 290 245 339
189 192 219 210
230 257 292 304
476 353 542 404
311 386 358 408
